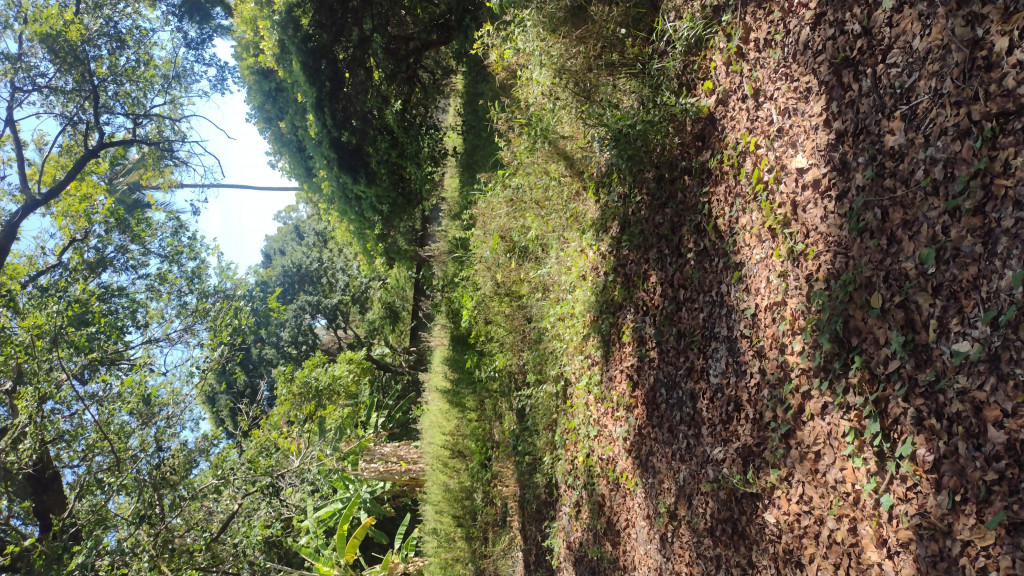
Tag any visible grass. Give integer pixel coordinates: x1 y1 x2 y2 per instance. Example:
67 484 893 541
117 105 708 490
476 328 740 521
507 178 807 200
420 30 604 575
418 3 717 574
419 326 511 576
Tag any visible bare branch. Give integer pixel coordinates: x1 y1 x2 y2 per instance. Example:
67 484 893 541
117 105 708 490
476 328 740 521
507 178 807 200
207 486 262 546
35 119 71 194
190 139 226 179
123 111 236 141
141 183 300 192
5 96 33 199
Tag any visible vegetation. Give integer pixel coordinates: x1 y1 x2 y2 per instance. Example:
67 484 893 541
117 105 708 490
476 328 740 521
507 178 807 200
417 4 713 573
201 204 417 439
1 0 429 570
4 0 1023 574
232 0 484 254
0 0 232 272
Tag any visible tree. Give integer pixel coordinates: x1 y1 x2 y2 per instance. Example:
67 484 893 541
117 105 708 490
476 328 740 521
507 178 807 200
165 352 421 576
0 192 420 574
232 0 484 255
201 204 418 440
0 186 220 573
0 0 232 274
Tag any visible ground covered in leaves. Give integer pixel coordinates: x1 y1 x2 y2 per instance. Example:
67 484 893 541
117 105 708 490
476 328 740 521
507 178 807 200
553 2 1024 575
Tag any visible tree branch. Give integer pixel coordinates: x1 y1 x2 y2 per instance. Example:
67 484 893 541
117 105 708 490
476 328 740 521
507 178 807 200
362 350 407 375
207 486 261 546
5 96 33 199
20 231 90 290
35 119 71 195
265 562 322 576
0 136 183 273
141 183 300 192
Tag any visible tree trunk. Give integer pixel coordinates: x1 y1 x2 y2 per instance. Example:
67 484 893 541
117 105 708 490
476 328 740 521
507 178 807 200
407 201 442 374
354 441 424 489
0 369 80 573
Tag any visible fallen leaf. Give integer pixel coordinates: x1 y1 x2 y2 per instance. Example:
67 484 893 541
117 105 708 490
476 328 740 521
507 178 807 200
982 405 1003 423
988 424 1008 446
994 35 1009 57
970 524 996 547
871 291 883 309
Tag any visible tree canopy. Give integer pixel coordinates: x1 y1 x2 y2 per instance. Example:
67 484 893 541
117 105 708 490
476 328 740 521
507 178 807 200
2 0 435 573
0 0 232 273
0 189 219 572
200 204 418 439
232 0 483 254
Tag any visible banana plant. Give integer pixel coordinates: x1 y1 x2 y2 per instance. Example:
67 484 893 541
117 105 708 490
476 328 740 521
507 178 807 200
295 495 421 576
362 513 420 576
296 494 376 575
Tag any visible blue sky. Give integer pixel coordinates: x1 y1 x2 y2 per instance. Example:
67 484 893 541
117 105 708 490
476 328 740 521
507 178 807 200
191 41 296 270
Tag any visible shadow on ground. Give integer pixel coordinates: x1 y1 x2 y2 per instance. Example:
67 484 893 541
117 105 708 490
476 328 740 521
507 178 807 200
557 1 1024 575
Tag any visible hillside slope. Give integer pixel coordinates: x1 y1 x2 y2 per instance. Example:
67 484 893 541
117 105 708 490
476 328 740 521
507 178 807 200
557 2 1024 575
422 2 1024 575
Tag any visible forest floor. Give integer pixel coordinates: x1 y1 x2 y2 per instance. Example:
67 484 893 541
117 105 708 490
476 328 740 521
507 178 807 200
422 2 1024 575
554 2 1024 575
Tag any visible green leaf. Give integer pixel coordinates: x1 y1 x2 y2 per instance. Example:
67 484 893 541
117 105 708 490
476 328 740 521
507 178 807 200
952 347 971 366
895 435 914 459
364 550 393 575
984 511 1006 530
1013 270 1024 291
1001 304 1018 327
880 493 894 511
917 247 936 268
946 191 968 209
313 501 344 522
392 513 411 552
299 546 325 568
400 527 419 559
863 477 878 494
335 496 361 559
344 517 376 565
866 414 881 437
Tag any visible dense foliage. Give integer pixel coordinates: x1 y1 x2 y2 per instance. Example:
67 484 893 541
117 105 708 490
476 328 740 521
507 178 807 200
1 0 428 573
201 203 417 438
0 190 219 572
1 195 424 575
232 0 484 253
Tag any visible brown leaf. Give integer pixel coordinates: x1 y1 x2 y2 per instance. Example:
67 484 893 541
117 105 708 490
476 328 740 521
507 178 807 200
982 405 1003 424
994 35 1010 58
970 524 996 547
988 424 1009 446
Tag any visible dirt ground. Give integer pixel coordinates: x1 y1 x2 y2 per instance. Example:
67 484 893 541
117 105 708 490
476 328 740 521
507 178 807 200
554 2 1024 575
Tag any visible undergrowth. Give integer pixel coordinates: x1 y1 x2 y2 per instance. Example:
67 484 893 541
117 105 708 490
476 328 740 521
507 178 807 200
419 3 716 574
